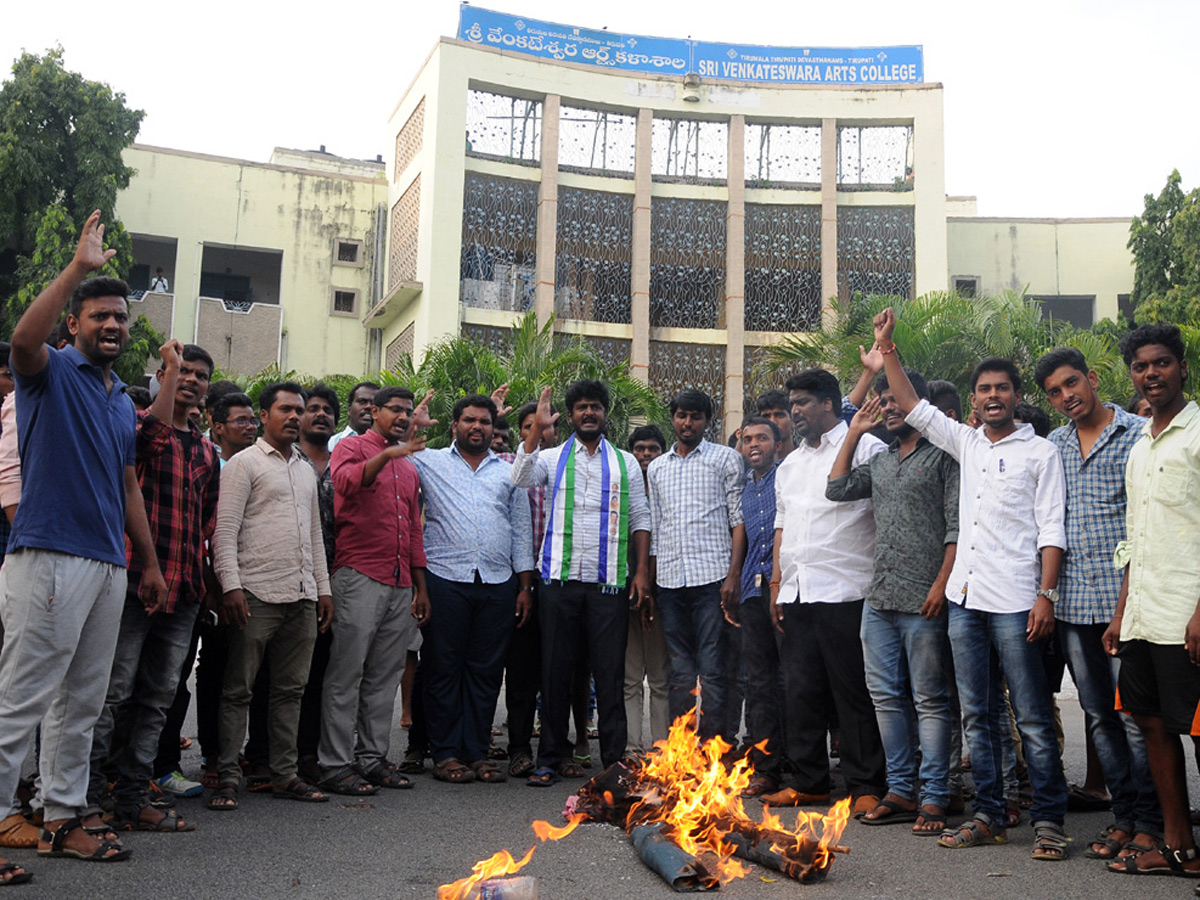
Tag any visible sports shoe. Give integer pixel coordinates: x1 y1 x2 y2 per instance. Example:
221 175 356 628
153 771 203 798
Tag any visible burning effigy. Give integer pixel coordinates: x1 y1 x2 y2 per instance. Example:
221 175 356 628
437 708 851 897
568 708 851 889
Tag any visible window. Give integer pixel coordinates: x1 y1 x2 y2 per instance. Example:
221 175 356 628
334 239 363 267
953 277 979 298
1035 295 1095 329
331 288 359 317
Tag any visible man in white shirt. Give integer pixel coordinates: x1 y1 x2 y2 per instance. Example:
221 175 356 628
148 268 169 293
874 307 1070 860
764 367 887 814
327 381 379 453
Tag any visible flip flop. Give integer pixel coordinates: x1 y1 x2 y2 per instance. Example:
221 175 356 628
526 767 560 787
860 798 920 826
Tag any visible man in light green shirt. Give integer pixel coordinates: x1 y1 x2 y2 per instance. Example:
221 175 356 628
1104 324 1200 880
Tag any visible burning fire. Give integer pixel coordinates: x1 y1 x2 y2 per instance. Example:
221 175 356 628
624 708 851 884
436 815 583 900
437 707 850 896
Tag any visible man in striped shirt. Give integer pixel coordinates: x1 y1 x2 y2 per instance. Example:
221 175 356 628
512 381 651 785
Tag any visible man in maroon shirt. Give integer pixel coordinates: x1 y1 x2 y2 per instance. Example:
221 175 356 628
318 386 431 794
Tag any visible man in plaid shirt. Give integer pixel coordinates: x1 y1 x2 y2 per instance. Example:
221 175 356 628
1036 348 1161 860
88 339 221 832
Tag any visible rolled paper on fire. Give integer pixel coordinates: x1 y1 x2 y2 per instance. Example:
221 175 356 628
629 823 719 892
723 832 824 884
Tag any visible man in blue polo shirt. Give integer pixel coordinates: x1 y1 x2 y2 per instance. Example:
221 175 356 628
0 211 166 877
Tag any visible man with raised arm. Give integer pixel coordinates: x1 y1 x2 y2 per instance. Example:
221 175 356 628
512 382 651 785
826 370 959 836
88 340 220 834
873 306 1070 860
319 387 430 795
0 211 166 877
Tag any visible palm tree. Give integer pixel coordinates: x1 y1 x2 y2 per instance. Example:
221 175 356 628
393 312 669 447
758 290 1138 413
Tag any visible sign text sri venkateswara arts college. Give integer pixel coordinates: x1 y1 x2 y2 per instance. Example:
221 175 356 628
458 7 923 86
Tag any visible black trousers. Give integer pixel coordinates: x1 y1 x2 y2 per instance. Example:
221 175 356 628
777 599 885 798
740 593 786 779
505 597 541 759
536 580 628 770
422 571 516 765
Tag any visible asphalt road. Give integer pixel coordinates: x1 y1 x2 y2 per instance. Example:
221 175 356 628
7 680 1200 900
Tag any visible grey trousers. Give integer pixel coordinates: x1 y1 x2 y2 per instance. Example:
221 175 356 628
217 594 316 787
0 549 125 821
319 568 416 775
624 611 670 751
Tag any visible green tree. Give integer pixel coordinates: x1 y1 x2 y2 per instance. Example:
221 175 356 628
1128 170 1187 308
399 313 668 447
114 316 166 386
0 48 143 331
758 290 1142 415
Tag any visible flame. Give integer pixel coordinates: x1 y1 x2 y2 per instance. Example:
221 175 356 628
437 815 584 900
627 707 850 884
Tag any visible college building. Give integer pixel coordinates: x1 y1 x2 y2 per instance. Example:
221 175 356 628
114 9 1134 436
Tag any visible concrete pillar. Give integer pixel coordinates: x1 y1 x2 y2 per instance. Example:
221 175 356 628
630 108 653 384
820 117 838 330
535 94 560 328
724 115 746 437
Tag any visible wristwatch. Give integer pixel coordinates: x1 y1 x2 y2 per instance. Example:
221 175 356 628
1036 588 1059 604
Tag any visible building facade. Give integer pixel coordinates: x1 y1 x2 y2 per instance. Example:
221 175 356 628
116 145 388 378
110 27 1135 439
382 36 946 436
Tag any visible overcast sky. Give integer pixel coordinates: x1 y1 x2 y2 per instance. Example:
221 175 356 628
4 0 1195 218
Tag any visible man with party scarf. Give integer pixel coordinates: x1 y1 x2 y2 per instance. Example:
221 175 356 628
511 380 651 786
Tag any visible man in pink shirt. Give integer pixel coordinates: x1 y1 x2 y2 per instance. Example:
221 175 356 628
318 386 430 794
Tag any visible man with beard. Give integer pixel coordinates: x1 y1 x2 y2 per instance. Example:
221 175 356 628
1101 324 1200 881
295 384 340 783
0 211 165 876
764 368 886 814
88 340 220 833
1034 347 1161 862
408 394 534 784
319 387 430 794
328 381 380 452
730 416 786 799
826 368 959 835
512 381 651 784
648 390 745 743
210 383 332 809
874 307 1070 860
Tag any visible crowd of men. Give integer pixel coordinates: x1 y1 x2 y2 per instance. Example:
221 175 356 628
0 214 1198 890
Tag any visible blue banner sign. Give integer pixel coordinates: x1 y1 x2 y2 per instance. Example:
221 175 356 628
458 7 923 85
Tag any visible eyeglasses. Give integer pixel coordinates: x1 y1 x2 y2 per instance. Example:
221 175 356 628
228 417 259 428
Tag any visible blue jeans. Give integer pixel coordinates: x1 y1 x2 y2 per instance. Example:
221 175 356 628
89 594 200 811
947 603 1068 825
656 581 727 741
1058 620 1162 834
861 605 952 808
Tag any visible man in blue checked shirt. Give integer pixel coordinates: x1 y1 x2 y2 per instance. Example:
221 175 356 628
1035 348 1161 860
728 415 786 798
647 390 746 743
